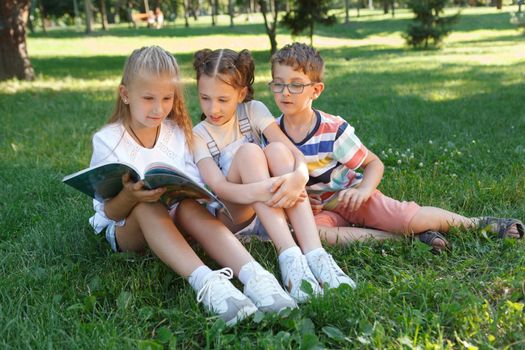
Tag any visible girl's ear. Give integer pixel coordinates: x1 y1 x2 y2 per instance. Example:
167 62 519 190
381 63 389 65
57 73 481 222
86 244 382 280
237 86 248 102
312 82 324 100
119 85 129 104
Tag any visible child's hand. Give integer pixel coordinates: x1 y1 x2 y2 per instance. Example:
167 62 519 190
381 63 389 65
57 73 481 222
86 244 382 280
121 173 166 203
267 173 306 208
338 187 372 212
308 193 323 215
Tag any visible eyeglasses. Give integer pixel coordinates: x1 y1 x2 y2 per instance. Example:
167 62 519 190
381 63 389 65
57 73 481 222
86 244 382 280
268 81 316 94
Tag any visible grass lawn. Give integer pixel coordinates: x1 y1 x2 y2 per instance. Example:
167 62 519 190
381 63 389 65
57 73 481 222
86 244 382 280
1 6 524 349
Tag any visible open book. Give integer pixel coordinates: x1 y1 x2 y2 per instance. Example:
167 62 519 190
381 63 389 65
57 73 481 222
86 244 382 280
63 162 230 218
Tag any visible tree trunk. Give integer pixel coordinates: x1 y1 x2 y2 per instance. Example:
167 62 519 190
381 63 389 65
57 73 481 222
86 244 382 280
228 0 234 26
344 0 349 24
383 0 389 14
209 0 215 26
85 0 93 33
99 0 109 30
369 0 373 10
38 0 46 33
0 0 35 81
258 0 277 54
309 21 314 47
183 0 189 27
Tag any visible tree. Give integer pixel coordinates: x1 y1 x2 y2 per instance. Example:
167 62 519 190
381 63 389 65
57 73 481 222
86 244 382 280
404 0 459 49
281 0 336 46
344 0 349 24
258 0 279 54
0 0 35 81
99 0 109 30
228 0 234 26
85 0 94 33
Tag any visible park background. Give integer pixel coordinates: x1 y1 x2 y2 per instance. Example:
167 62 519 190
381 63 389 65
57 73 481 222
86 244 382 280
1 1 525 349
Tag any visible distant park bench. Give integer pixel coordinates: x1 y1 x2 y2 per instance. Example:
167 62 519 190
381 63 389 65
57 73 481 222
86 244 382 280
131 12 152 27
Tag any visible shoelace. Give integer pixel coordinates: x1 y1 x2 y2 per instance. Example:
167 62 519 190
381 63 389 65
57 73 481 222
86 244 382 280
285 255 314 288
196 267 234 305
315 253 345 281
249 272 282 297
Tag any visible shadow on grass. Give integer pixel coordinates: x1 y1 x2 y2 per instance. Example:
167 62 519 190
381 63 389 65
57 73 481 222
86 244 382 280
29 50 273 79
28 10 518 43
28 22 269 39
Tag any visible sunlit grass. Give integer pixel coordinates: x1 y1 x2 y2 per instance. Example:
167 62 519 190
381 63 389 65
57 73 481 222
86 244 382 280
1 6 525 349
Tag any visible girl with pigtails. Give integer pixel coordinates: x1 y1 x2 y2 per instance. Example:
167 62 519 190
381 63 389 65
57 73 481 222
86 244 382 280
192 48 355 303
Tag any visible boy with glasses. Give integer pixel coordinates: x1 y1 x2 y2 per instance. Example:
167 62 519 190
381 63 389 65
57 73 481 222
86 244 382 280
269 42 523 253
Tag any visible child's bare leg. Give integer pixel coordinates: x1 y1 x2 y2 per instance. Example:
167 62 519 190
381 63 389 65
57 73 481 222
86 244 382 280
115 202 204 277
409 207 520 238
228 143 297 253
175 199 298 312
174 199 253 275
318 226 402 245
264 142 321 253
407 206 475 234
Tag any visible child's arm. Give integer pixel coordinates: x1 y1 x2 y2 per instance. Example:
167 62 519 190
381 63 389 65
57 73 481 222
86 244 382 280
262 123 310 208
337 150 384 212
104 173 167 221
197 158 285 204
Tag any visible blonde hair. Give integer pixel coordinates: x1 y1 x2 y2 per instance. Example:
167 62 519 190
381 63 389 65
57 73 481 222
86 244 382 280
271 42 324 82
107 46 193 144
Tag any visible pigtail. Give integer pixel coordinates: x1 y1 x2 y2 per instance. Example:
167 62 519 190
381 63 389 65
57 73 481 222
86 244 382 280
171 86 194 148
235 49 255 102
193 49 213 76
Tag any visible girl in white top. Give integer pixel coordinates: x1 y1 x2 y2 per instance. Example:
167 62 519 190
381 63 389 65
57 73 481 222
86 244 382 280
192 48 355 303
89 46 295 326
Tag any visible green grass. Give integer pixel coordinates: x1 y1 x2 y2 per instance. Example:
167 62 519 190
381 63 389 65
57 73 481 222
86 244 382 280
1 7 525 349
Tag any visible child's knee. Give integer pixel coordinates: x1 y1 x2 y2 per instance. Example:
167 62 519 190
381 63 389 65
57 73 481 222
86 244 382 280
236 143 265 160
264 142 294 172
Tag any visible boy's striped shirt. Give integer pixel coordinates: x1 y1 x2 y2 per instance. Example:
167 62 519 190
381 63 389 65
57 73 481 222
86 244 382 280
276 109 368 204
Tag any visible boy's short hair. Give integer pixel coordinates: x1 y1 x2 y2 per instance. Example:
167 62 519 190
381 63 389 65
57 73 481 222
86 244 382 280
271 42 324 82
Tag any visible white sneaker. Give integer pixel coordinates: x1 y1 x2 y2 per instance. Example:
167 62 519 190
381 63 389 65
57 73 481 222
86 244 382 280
307 251 356 289
244 270 297 313
196 268 257 326
280 254 323 303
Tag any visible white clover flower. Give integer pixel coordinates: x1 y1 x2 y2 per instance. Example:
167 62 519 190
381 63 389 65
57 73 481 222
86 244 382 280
397 159 402 164
419 162 423 167
388 148 393 153
429 140 433 145
401 153 406 158
472 140 476 144
395 151 399 156
451 173 457 178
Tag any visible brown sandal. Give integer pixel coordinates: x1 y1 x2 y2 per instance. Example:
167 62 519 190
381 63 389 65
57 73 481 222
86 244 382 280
418 231 451 255
477 217 524 239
